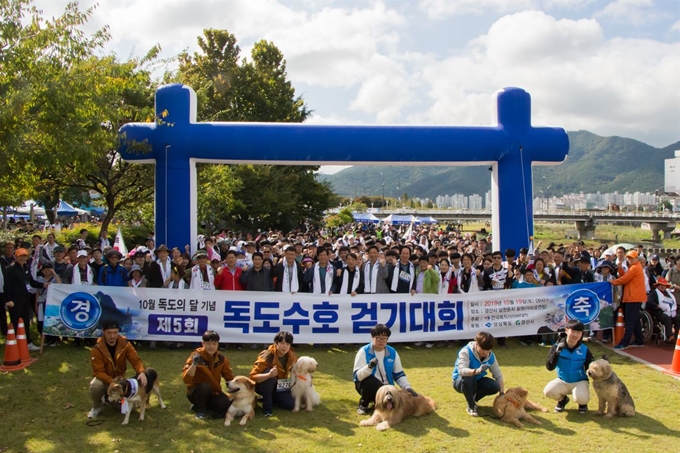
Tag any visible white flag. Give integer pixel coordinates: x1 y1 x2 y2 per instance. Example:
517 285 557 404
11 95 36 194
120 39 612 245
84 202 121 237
402 222 413 241
114 227 128 256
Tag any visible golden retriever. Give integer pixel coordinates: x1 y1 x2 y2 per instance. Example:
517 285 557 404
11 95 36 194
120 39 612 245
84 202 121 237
492 387 547 428
359 385 436 431
107 367 166 425
224 376 257 426
290 356 321 412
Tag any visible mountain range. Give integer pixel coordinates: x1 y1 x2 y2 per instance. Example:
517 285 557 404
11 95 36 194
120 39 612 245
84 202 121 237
318 131 680 200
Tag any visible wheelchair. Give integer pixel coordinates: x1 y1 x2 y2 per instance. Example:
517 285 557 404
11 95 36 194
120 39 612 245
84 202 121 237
640 306 667 345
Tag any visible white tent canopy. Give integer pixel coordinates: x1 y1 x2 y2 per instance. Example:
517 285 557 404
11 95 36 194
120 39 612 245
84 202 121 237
15 200 46 216
382 214 421 225
352 212 380 224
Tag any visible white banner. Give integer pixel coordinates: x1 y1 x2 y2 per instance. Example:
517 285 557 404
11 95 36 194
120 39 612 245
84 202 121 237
44 283 614 343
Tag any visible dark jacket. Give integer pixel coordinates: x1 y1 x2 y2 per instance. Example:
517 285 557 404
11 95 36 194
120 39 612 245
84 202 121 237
3 262 42 304
272 260 304 292
240 267 273 291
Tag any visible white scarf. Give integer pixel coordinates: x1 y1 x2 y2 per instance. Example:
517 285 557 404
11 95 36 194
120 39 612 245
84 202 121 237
190 265 215 290
72 264 94 285
363 260 381 294
120 379 139 414
340 267 361 294
130 277 144 288
440 269 452 294
31 244 42 280
157 258 171 282
656 289 677 317
283 261 299 293
312 262 335 295
169 279 187 289
391 261 415 293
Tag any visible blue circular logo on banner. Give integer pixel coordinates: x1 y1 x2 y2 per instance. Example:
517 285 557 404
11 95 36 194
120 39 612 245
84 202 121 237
564 289 601 325
59 292 102 330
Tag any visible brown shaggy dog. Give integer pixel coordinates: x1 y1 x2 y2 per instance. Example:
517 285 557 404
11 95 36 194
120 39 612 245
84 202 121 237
492 387 547 428
359 385 436 431
586 359 635 419
224 376 257 426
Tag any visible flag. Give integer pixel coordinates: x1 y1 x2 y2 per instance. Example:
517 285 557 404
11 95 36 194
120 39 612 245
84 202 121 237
402 222 413 241
114 227 128 256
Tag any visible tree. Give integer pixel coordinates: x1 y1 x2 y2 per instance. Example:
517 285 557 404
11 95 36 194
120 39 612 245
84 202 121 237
174 29 335 232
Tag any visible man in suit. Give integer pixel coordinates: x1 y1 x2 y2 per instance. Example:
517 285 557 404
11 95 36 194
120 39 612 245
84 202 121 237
272 246 303 292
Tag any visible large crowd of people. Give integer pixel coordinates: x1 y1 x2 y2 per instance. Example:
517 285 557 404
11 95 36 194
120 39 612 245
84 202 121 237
1 222 679 349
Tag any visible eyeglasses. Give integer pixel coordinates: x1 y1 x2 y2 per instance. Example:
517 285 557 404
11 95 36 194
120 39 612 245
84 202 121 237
374 336 389 341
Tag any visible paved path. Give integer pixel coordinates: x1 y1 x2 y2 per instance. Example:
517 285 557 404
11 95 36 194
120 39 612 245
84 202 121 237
608 340 679 379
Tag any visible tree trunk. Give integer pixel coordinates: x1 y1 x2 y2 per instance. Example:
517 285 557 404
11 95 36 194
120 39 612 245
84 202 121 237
99 195 117 236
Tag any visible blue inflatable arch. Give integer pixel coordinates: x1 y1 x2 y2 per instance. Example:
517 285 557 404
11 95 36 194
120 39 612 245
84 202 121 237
118 84 569 253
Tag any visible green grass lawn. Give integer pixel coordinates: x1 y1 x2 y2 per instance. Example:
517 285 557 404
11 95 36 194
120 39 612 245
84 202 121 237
1 339 678 453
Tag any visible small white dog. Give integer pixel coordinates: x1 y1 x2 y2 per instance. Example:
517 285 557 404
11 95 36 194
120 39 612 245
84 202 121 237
290 356 321 412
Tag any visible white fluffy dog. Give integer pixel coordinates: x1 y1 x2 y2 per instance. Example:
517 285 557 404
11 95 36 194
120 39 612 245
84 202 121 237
290 356 321 412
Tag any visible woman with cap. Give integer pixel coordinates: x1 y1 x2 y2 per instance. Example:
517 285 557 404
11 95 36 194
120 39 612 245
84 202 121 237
188 250 215 290
128 265 148 288
646 277 679 343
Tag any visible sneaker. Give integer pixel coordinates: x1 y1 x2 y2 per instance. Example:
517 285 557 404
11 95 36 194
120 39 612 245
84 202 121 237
414 342 424 346
87 407 103 419
27 343 40 351
466 406 478 417
578 404 588 414
425 343 434 348
613 344 629 350
263 411 273 417
195 412 207 419
554 396 569 413
357 405 371 415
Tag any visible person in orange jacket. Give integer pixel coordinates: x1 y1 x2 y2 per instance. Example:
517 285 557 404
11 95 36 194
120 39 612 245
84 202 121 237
88 319 146 419
611 250 647 350
249 331 298 417
182 330 234 419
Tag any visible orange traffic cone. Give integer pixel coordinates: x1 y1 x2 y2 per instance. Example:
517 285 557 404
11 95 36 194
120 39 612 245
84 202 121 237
0 324 27 372
613 309 625 346
670 336 680 375
16 318 36 365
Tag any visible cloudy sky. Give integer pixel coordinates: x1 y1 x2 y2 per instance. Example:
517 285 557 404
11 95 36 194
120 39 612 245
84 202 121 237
36 0 679 173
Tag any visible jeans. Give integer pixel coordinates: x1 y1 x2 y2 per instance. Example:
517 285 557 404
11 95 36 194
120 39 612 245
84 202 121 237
453 376 500 409
255 375 295 413
620 302 644 346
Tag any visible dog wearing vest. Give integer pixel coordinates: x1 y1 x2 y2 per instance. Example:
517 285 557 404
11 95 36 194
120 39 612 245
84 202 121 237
492 387 547 428
107 367 165 425
290 356 321 412
224 376 257 426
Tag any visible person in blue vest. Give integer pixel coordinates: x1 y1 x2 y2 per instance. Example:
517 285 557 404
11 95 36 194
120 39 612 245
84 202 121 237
352 324 418 415
452 331 505 416
543 319 593 414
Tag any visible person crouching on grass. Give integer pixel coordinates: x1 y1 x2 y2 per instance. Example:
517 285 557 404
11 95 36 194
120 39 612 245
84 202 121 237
543 320 593 414
182 330 234 420
353 323 418 415
452 331 505 417
249 331 297 417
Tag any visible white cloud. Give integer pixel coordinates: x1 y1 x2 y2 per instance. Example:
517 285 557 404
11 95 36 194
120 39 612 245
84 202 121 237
419 0 596 19
594 0 660 26
671 20 680 32
414 11 680 146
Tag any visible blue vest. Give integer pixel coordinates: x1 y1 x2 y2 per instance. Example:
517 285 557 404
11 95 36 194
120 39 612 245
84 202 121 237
556 343 589 383
354 343 404 385
452 344 496 381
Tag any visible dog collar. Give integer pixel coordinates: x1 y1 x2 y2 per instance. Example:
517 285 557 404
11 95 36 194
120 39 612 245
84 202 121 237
121 379 139 414
296 375 307 381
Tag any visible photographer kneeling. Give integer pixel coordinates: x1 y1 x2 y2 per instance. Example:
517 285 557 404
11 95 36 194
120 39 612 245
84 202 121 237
543 320 593 414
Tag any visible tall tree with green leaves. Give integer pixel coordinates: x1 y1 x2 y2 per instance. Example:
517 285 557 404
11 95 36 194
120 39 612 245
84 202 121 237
174 29 335 232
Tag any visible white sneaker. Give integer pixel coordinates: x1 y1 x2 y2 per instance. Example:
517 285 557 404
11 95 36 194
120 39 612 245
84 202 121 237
27 343 41 351
87 407 103 419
